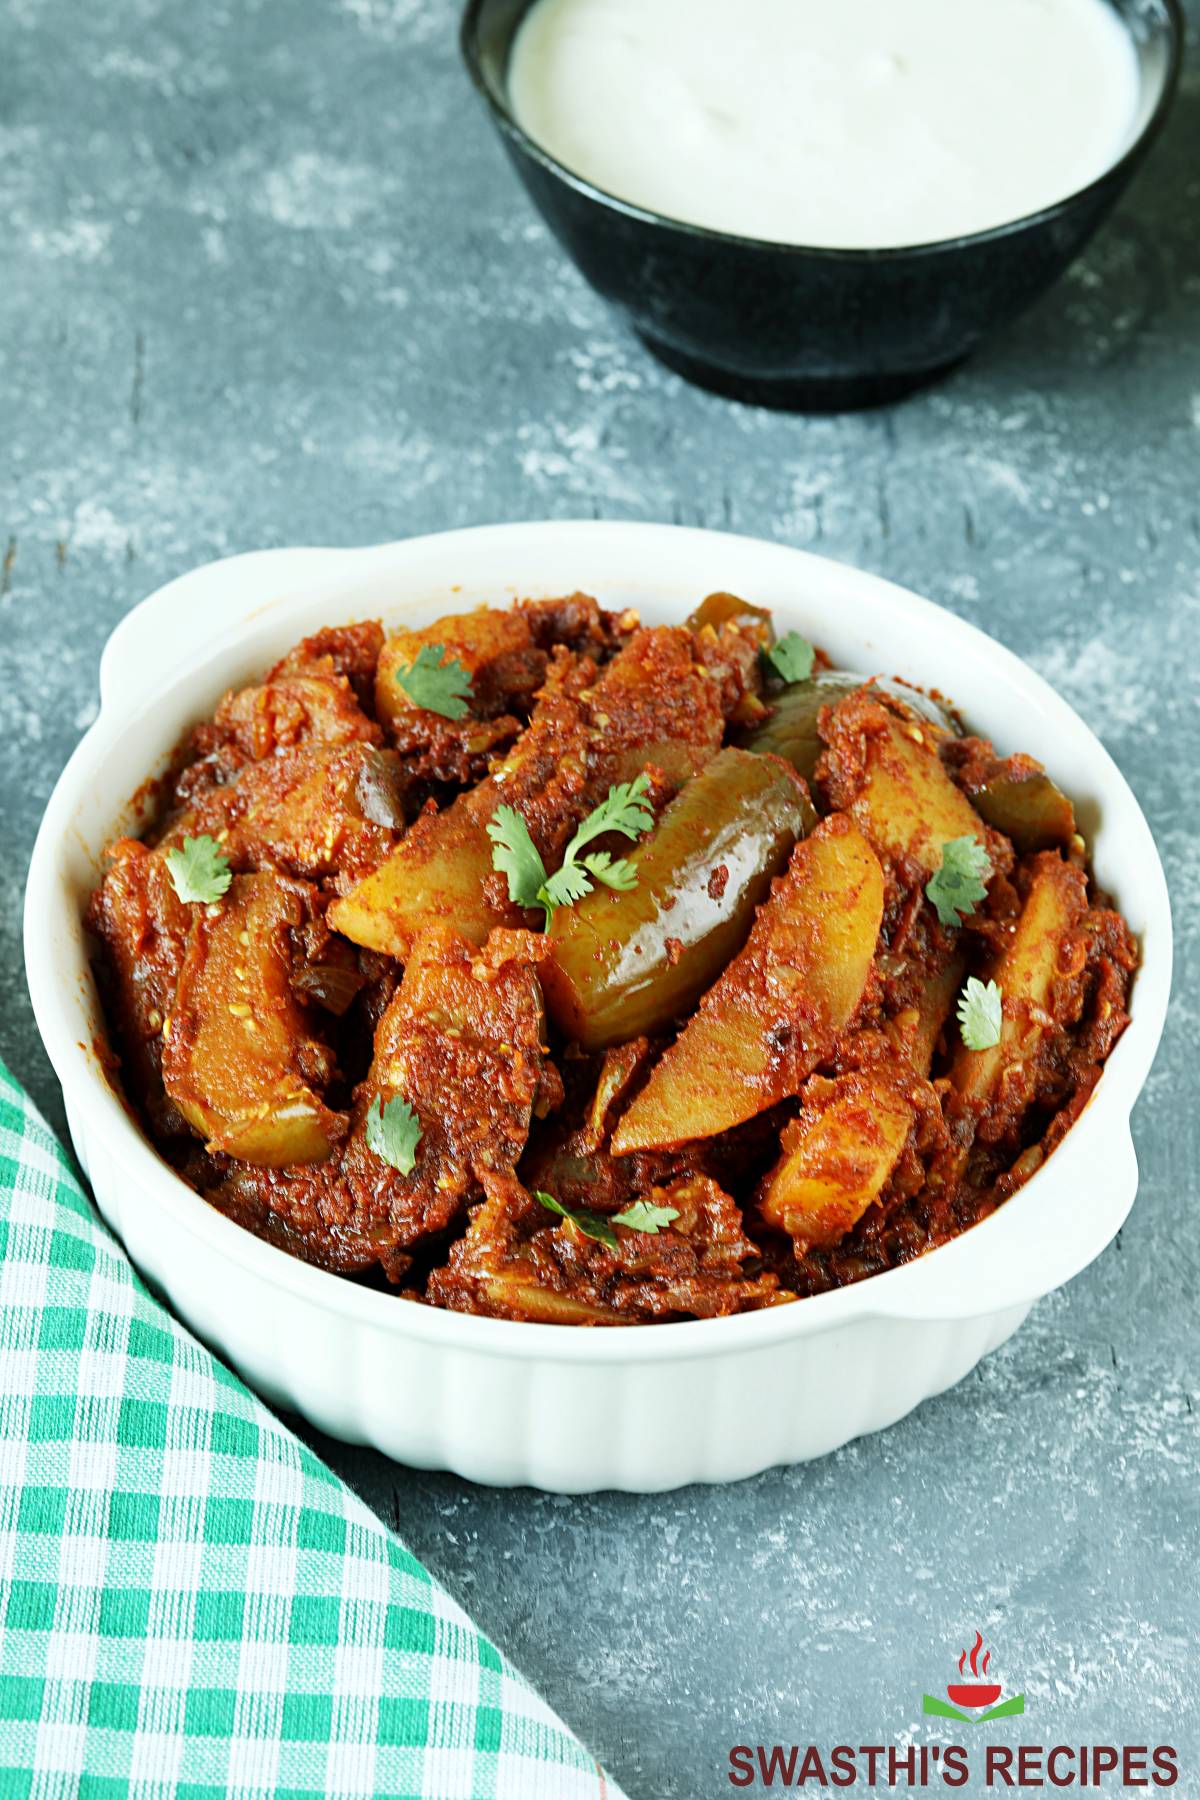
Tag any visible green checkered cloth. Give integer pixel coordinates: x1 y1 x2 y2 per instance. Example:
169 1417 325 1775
0 1060 624 1800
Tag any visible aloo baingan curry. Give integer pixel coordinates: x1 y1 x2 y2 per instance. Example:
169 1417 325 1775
87 593 1136 1322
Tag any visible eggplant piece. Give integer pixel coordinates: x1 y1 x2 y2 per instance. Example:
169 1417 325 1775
271 620 384 681
940 737 1077 855
895 951 966 1073
543 749 815 1051
162 873 345 1166
518 1172 781 1320
214 671 381 762
520 592 631 658
291 938 367 1016
742 672 956 785
610 816 884 1154
969 770 1076 854
427 1180 624 1323
353 749 409 829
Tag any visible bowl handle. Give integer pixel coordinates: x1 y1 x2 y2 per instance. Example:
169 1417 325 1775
98 547 365 716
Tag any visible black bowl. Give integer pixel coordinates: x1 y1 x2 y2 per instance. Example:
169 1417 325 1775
461 0 1182 410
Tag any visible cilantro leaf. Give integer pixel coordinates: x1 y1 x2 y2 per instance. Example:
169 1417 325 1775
365 1094 422 1174
486 805 548 911
565 774 654 854
488 774 655 927
539 860 594 913
957 976 1003 1051
535 1189 618 1252
164 834 232 905
765 631 816 685
612 1199 680 1235
395 643 474 721
580 850 638 893
535 1189 681 1247
926 835 993 928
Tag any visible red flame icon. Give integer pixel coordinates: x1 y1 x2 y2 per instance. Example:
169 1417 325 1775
946 1631 1002 1709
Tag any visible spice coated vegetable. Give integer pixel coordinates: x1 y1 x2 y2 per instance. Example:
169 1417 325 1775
609 816 885 1153
741 668 955 784
488 772 655 926
542 748 814 1050
86 592 1137 1323
160 873 345 1167
758 955 962 1252
326 619 740 957
949 856 1090 1129
825 689 997 879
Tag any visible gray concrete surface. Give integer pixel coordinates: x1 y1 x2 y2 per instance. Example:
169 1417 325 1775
2 2 1198 1794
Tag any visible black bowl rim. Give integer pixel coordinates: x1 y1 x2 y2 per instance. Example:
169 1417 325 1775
460 0 1184 262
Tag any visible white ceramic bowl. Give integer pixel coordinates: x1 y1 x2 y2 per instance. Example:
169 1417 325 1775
25 523 1171 1493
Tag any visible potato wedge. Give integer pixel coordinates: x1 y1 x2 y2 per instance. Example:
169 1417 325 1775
340 928 549 1241
846 711 984 875
327 779 513 955
611 816 884 1153
584 624 728 790
949 853 1089 1131
761 1074 917 1249
375 605 545 738
162 874 344 1166
759 957 960 1249
475 1276 621 1324
228 744 406 886
85 838 196 1136
543 749 814 1050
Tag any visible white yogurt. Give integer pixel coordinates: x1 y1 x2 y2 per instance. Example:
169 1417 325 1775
509 0 1141 249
